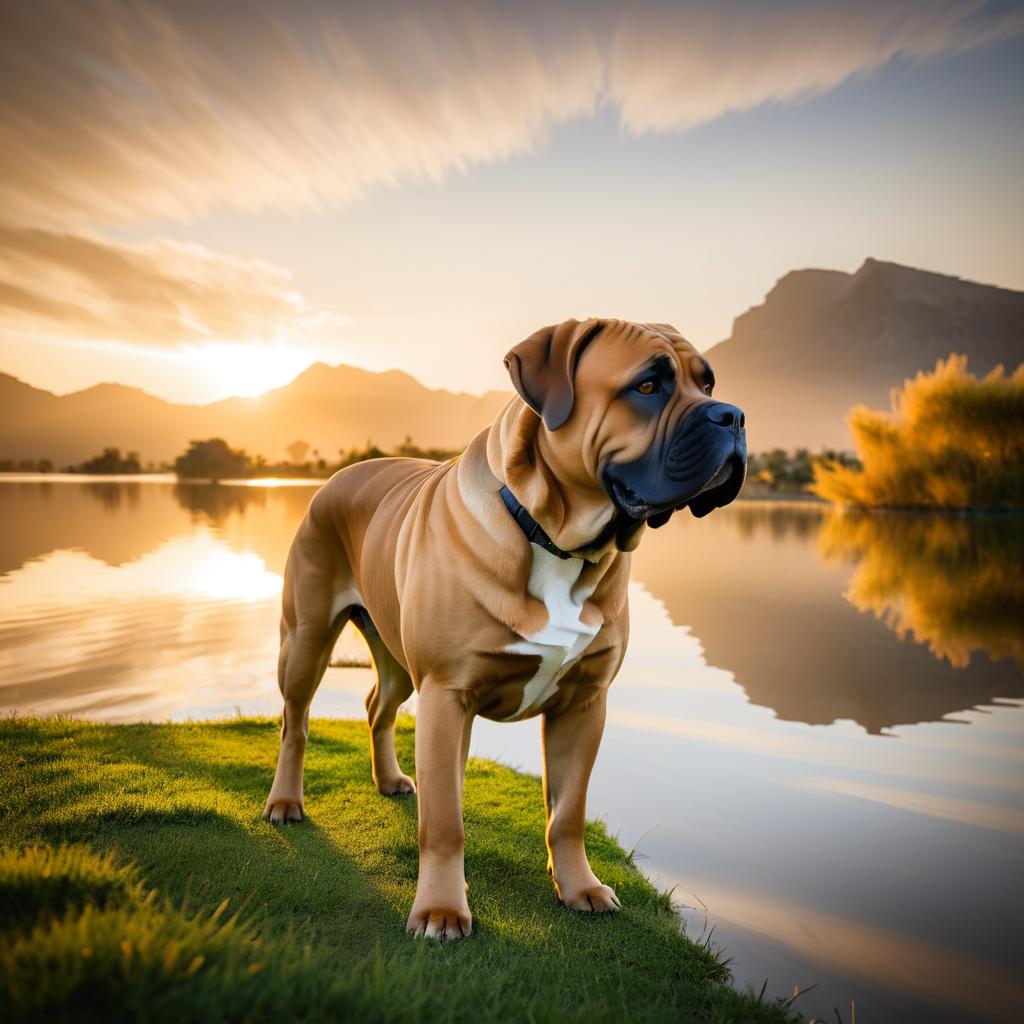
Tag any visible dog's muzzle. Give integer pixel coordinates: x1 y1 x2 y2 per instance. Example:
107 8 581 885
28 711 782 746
602 401 747 525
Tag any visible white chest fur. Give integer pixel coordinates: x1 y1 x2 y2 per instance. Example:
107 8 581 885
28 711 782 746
503 545 600 721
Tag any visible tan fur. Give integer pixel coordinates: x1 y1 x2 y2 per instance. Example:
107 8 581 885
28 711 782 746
263 319 716 939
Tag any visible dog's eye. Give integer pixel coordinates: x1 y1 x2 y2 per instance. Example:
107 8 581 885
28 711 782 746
701 361 715 397
635 379 660 396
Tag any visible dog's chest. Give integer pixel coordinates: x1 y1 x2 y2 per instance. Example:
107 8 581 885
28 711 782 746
502 546 599 721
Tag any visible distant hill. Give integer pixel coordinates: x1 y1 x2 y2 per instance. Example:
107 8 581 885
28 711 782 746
704 259 1024 451
0 363 510 466
3 258 1023 462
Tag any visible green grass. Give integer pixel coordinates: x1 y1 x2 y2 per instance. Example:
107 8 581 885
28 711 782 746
0 717 798 1023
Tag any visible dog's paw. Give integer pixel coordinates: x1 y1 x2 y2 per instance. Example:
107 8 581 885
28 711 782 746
559 883 621 913
263 799 304 825
406 905 472 941
376 773 416 797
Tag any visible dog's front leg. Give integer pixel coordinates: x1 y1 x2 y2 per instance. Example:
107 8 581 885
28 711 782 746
406 679 474 940
542 689 621 913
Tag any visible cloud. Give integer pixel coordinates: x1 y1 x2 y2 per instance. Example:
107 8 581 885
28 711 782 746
1 1 1019 228
0 225 340 346
0 1 602 227
609 0 1024 133
0 2 1019 357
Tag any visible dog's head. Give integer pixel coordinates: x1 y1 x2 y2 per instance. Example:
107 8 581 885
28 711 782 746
504 318 746 546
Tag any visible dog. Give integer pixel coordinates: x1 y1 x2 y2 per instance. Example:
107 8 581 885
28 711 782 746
263 318 746 939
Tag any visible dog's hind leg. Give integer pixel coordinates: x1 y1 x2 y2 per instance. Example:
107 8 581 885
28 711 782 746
355 610 416 796
264 528 350 825
263 619 344 823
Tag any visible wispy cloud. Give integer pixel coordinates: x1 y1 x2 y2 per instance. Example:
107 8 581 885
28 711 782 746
0 1 1019 365
609 0 1023 132
1 1 1018 228
804 774 1024 836
0 1 601 227
0 226 341 347
670 874 1023 1020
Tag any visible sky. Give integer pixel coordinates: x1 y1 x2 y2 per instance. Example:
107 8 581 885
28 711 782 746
1 0 1022 403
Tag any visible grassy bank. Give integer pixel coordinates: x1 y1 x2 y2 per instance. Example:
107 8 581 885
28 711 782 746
0 717 797 1023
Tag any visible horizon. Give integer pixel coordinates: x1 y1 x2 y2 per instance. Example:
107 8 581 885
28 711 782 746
5 253 1020 406
1 1 1022 404
4 355 510 406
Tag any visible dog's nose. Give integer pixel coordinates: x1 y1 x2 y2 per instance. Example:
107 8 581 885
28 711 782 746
703 401 746 431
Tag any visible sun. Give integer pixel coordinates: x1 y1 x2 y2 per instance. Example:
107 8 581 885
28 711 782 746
188 341 315 399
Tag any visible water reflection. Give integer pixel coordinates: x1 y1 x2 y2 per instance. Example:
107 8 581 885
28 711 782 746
728 500 826 541
1 536 276 719
0 481 370 721
666 875 1023 1024
473 582 1024 1024
82 479 142 512
1 479 1022 1022
1 482 1022 734
631 503 1023 733
819 512 1024 669
0 479 187 572
174 482 268 524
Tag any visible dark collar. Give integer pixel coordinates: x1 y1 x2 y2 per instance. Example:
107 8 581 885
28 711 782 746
499 485 575 560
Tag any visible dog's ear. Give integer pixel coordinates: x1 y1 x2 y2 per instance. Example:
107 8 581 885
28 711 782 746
504 318 603 430
644 322 682 338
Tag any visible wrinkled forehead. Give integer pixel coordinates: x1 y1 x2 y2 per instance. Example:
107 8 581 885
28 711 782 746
581 319 697 381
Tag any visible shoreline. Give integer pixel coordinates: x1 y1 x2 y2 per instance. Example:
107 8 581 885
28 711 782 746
0 716 798 1023
2 472 1022 517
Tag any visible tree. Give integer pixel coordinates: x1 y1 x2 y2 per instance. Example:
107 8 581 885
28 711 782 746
286 439 310 465
174 439 251 482
77 447 141 474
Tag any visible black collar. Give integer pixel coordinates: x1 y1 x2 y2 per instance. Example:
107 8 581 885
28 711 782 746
499 485 576 560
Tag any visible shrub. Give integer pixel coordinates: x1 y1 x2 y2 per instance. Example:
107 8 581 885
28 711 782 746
173 439 252 482
812 355 1024 508
75 448 142 474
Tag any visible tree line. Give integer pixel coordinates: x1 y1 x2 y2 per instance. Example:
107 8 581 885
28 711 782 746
0 448 144 474
5 357 1022 506
171 437 462 482
0 438 461 480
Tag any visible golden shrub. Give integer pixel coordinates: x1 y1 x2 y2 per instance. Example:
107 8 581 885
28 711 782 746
812 355 1024 508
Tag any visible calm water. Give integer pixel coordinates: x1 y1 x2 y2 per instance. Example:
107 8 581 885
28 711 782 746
1 477 1022 1023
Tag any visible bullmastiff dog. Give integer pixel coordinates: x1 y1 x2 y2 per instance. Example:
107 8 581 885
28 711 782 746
263 318 746 939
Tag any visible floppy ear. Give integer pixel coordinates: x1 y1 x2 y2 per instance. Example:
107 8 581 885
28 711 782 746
504 318 603 430
644 322 682 339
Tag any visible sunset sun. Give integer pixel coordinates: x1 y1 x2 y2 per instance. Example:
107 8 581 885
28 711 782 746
189 342 314 399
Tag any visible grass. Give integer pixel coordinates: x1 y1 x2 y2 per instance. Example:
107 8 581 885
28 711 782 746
0 716 799 1023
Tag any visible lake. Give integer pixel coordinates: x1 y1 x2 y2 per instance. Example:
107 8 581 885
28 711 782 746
1 476 1021 1023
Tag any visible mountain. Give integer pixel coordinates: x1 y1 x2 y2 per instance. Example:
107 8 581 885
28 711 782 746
0 364 510 466
704 259 1024 451
3 258 1023 463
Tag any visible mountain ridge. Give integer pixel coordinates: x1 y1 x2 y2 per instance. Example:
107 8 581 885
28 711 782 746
703 258 1024 449
0 363 511 465
2 258 1022 462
